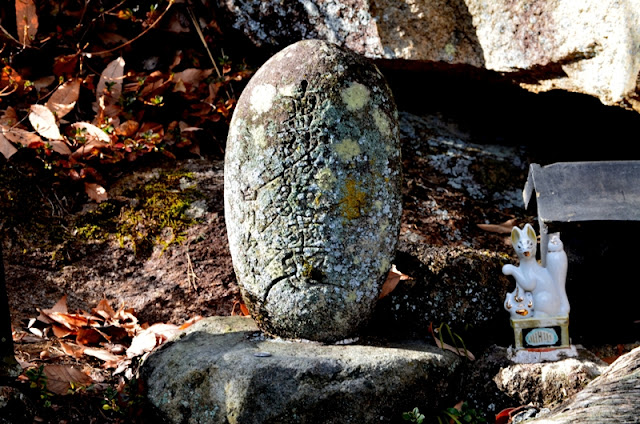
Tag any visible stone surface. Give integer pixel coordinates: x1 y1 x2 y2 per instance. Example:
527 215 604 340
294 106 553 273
529 346 640 423
461 345 608 416
141 316 462 424
217 0 640 110
224 39 402 342
494 348 607 409
369 239 513 345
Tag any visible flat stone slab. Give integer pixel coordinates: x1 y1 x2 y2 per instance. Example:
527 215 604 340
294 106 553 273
141 316 461 424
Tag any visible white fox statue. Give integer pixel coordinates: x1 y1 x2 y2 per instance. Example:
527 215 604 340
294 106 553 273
503 224 569 319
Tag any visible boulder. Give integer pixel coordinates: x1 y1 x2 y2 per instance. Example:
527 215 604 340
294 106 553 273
457 345 608 418
529 346 640 423
141 316 462 424
217 0 640 110
493 348 607 409
224 39 402 342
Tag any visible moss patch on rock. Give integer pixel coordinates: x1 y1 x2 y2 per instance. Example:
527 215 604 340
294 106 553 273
74 169 204 259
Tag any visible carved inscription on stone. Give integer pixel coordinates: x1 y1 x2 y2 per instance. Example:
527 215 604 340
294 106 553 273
224 40 402 342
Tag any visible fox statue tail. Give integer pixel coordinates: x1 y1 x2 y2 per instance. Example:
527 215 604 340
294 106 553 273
546 233 570 316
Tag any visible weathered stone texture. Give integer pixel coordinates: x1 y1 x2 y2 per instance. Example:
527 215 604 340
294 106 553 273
142 316 462 424
224 39 401 342
217 0 640 110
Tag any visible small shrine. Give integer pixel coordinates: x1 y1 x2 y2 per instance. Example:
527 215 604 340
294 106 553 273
502 224 575 362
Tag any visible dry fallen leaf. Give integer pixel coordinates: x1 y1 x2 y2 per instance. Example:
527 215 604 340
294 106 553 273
0 132 18 159
51 324 74 338
49 140 73 155
33 75 56 91
126 323 180 358
0 124 42 147
477 218 517 234
42 364 93 395
15 0 38 46
379 264 413 299
115 120 140 137
83 347 123 364
46 78 81 118
84 182 108 203
59 341 85 358
95 57 125 113
76 327 104 345
39 295 69 317
92 298 117 320
29 104 62 140
0 107 19 126
70 122 111 159
172 68 213 93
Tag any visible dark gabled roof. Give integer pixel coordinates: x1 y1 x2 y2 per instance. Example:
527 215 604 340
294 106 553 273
523 161 640 223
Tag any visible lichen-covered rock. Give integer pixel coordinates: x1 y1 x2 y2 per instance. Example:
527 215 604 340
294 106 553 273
224 39 402 342
142 316 461 424
368 239 514 345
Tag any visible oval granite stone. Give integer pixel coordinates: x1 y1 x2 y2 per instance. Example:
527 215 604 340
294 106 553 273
224 39 402 342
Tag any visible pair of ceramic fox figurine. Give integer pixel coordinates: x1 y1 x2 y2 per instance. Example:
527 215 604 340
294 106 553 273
503 224 569 319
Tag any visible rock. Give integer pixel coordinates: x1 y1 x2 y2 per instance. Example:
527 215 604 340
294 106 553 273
368 239 514 346
224 39 402 342
217 0 640 110
493 348 607 409
460 345 608 416
141 316 462 424
529 346 640 423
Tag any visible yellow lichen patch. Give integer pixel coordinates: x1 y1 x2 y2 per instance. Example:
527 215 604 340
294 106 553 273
302 260 314 279
315 167 336 191
250 125 267 148
250 84 277 115
340 82 370 112
339 178 368 220
373 108 391 137
444 43 456 57
333 138 361 162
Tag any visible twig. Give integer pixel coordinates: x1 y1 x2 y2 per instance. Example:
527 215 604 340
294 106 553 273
186 6 220 77
186 251 199 292
85 0 175 57
0 24 22 47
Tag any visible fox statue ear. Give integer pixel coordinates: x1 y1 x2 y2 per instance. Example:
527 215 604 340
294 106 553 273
511 226 521 245
524 223 537 242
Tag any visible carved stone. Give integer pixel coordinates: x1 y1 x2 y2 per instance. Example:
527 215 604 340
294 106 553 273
224 39 402 342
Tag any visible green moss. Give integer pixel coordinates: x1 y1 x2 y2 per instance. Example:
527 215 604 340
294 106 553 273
74 169 204 258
